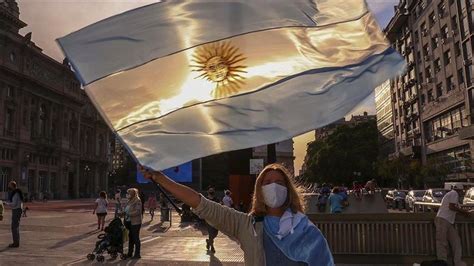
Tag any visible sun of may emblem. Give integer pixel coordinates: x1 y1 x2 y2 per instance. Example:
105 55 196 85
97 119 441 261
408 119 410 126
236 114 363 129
191 42 247 98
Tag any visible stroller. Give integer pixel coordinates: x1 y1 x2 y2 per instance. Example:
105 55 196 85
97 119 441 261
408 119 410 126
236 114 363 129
87 217 127 262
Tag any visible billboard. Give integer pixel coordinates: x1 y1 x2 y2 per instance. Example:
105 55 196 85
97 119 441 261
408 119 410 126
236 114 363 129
136 162 193 183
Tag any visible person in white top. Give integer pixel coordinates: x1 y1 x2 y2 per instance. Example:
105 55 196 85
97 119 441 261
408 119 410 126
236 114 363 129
222 190 234 208
114 189 122 217
93 191 109 231
435 186 471 266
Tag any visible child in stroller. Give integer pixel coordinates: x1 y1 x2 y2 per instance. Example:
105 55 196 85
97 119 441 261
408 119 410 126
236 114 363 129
87 217 127 262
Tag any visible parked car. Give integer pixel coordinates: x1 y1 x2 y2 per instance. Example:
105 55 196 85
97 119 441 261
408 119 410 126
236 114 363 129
405 190 425 211
385 190 407 210
463 187 474 206
422 189 448 203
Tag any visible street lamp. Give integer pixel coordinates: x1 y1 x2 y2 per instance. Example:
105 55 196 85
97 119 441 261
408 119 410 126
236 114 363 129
84 165 91 197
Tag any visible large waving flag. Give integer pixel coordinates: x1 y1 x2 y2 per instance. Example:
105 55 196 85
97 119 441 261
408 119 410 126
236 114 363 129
58 0 405 171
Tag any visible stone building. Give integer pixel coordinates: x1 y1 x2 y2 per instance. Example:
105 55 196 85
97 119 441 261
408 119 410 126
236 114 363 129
385 0 474 181
0 0 111 199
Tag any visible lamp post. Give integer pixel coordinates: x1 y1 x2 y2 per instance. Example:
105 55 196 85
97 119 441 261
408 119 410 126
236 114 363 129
84 164 91 197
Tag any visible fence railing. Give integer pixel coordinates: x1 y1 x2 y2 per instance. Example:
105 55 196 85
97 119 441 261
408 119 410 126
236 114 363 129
308 213 474 264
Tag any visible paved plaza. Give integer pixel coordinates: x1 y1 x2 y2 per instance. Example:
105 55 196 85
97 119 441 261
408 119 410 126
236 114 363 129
0 200 244 265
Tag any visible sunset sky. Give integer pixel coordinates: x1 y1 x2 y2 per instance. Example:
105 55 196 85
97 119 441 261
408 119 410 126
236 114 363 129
17 0 399 175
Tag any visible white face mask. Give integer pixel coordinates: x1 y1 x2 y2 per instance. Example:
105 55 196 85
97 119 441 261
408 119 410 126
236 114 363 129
262 183 288 208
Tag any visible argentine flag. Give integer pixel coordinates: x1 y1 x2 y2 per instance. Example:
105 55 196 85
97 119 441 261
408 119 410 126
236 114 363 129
58 0 405 170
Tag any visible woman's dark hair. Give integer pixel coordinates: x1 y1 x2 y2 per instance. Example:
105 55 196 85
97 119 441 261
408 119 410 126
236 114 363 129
8 181 23 202
99 191 107 199
332 187 340 194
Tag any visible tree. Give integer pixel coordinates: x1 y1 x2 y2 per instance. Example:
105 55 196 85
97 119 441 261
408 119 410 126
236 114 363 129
301 121 379 185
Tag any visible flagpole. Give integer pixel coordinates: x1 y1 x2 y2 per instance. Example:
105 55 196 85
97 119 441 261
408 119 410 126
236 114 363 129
152 180 182 214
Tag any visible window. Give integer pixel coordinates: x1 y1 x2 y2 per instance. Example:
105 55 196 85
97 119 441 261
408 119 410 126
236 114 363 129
0 167 12 192
444 50 452 65
441 25 449 39
421 94 426 105
429 12 437 26
421 22 427 36
452 15 458 30
452 109 461 129
458 68 465 85
437 82 444 97
462 16 469 38
9 52 15 63
39 104 48 137
447 76 454 91
434 58 442 73
455 41 461 57
438 2 446 17
0 148 14 160
6 86 14 98
463 42 473 59
423 44 430 56
5 109 14 136
432 35 439 49
426 66 433 79
467 64 474 86
428 89 434 102
415 30 419 43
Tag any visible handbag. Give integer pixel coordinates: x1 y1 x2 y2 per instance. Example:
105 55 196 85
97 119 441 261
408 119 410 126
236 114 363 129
122 228 129 243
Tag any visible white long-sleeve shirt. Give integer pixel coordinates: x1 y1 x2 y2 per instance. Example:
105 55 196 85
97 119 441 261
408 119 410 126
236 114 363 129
7 193 23 210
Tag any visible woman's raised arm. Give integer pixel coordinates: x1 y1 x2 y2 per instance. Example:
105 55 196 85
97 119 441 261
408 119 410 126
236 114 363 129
140 166 201 208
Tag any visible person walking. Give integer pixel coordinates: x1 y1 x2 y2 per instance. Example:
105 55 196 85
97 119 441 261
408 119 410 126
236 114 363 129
0 199 3 221
147 192 157 221
93 191 108 231
114 189 122 217
124 188 142 259
205 186 220 253
435 186 471 266
159 193 169 222
5 181 23 248
222 190 234 208
328 187 343 214
140 163 334 265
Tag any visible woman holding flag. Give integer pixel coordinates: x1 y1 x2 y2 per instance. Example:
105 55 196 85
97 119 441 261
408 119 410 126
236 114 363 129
140 163 333 266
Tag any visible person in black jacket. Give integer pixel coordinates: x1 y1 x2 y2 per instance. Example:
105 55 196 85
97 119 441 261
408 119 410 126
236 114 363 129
205 186 220 253
5 181 23 248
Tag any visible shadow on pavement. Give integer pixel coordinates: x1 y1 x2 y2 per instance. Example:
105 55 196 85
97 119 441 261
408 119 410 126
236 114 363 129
48 229 98 250
148 222 171 233
209 253 223 266
0 247 11 253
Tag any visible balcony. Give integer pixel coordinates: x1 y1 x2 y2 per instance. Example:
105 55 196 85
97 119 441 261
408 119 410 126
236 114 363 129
400 144 421 157
459 124 474 140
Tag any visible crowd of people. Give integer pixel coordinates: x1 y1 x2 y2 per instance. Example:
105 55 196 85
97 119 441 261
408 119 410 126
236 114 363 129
2 170 470 265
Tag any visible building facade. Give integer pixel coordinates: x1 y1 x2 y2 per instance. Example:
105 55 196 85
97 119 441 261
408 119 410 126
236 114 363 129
0 0 111 199
375 80 396 156
252 140 295 174
385 0 474 181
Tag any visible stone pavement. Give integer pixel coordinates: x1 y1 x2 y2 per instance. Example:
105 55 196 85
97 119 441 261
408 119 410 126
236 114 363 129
0 199 244 265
